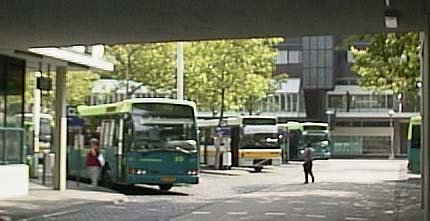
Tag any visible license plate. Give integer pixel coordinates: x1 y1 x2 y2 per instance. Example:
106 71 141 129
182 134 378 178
161 176 176 183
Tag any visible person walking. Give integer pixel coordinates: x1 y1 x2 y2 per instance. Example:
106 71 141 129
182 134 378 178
303 144 315 184
86 138 101 187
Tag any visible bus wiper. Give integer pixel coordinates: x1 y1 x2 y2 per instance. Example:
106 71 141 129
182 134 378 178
162 140 197 152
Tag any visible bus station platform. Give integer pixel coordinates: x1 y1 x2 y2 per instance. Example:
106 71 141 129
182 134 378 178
0 181 128 221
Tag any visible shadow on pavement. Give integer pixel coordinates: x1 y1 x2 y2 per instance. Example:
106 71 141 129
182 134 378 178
113 184 189 196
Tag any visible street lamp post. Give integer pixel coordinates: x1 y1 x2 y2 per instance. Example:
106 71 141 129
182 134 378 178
388 109 395 160
397 92 403 113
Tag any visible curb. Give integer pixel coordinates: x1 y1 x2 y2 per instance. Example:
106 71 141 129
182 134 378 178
200 170 243 176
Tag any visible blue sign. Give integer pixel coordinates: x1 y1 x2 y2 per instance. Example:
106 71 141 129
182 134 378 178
216 127 231 137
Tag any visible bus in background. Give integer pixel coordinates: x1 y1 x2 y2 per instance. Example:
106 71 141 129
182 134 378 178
277 121 303 162
198 119 219 166
67 98 199 191
299 122 331 160
407 115 421 174
236 116 281 171
15 113 53 152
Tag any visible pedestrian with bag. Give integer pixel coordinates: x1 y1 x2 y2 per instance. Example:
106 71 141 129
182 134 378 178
303 143 315 184
86 138 102 187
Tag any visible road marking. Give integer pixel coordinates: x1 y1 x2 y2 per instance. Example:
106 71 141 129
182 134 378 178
265 212 286 216
147 208 157 211
384 210 395 214
227 211 248 215
192 211 211 215
104 205 126 209
305 214 327 218
289 200 305 204
16 209 82 220
345 217 368 221
225 200 240 203
321 202 339 206
293 207 304 211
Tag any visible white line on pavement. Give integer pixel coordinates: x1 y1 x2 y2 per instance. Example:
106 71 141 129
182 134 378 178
225 200 240 203
345 217 368 221
265 212 286 216
227 211 248 215
192 211 211 215
305 214 327 218
16 209 81 221
289 200 305 204
321 202 339 206
147 208 157 211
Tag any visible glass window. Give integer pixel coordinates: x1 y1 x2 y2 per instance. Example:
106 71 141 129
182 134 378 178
318 50 325 67
280 94 286 110
288 51 301 63
318 36 326 49
292 94 298 111
310 50 317 66
276 50 288 64
310 37 318 48
328 95 345 109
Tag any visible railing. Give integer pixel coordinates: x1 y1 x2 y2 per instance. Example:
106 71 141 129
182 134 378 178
0 127 25 165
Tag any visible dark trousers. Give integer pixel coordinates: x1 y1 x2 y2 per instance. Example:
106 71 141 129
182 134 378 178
303 161 314 183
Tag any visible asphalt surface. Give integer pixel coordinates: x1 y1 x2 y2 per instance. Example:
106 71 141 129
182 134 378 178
8 160 423 221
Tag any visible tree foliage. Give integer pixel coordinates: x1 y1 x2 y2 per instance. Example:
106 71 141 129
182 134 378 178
104 44 176 95
349 33 420 109
105 39 282 113
351 33 419 93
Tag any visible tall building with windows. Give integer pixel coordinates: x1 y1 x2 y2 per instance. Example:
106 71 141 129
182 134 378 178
273 36 417 158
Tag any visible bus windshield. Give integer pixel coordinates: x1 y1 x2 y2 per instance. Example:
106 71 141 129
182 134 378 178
241 126 279 149
303 133 329 144
132 103 197 150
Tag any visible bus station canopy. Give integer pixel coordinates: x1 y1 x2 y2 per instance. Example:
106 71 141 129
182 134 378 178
0 0 427 49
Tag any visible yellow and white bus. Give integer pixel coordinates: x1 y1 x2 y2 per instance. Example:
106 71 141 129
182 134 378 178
199 116 281 172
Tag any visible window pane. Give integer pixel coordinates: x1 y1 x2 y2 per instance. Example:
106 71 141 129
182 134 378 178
288 51 300 63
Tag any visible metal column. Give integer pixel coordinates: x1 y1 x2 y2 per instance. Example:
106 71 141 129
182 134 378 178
53 66 67 191
176 42 184 100
423 17 430 221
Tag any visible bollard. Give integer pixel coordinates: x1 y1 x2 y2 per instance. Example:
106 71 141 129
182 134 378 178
43 153 55 184
31 153 39 178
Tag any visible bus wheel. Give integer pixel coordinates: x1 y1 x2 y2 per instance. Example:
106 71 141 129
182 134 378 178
159 184 173 191
254 167 263 172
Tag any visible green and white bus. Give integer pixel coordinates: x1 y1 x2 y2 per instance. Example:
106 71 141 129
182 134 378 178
299 122 331 160
199 116 282 172
407 115 421 174
67 98 199 191
277 121 303 162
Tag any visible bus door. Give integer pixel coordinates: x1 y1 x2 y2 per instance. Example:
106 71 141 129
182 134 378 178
230 126 240 167
100 119 118 178
289 130 301 160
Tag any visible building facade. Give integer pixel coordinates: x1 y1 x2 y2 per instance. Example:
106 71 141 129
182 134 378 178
273 36 415 158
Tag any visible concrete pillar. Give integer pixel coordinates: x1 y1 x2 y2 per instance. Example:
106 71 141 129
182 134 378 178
176 42 184 100
53 66 67 191
422 18 430 220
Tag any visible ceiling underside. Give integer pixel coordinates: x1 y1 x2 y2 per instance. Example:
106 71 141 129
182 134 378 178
0 0 427 48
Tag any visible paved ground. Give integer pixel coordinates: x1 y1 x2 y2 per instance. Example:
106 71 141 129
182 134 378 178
0 160 423 221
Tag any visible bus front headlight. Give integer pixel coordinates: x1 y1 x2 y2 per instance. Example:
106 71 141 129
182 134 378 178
187 170 198 175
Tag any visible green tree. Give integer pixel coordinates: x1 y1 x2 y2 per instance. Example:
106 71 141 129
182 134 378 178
349 33 420 111
184 39 281 115
104 43 176 97
66 71 99 106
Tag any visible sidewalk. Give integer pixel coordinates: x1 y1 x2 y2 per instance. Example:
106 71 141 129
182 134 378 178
0 181 128 221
